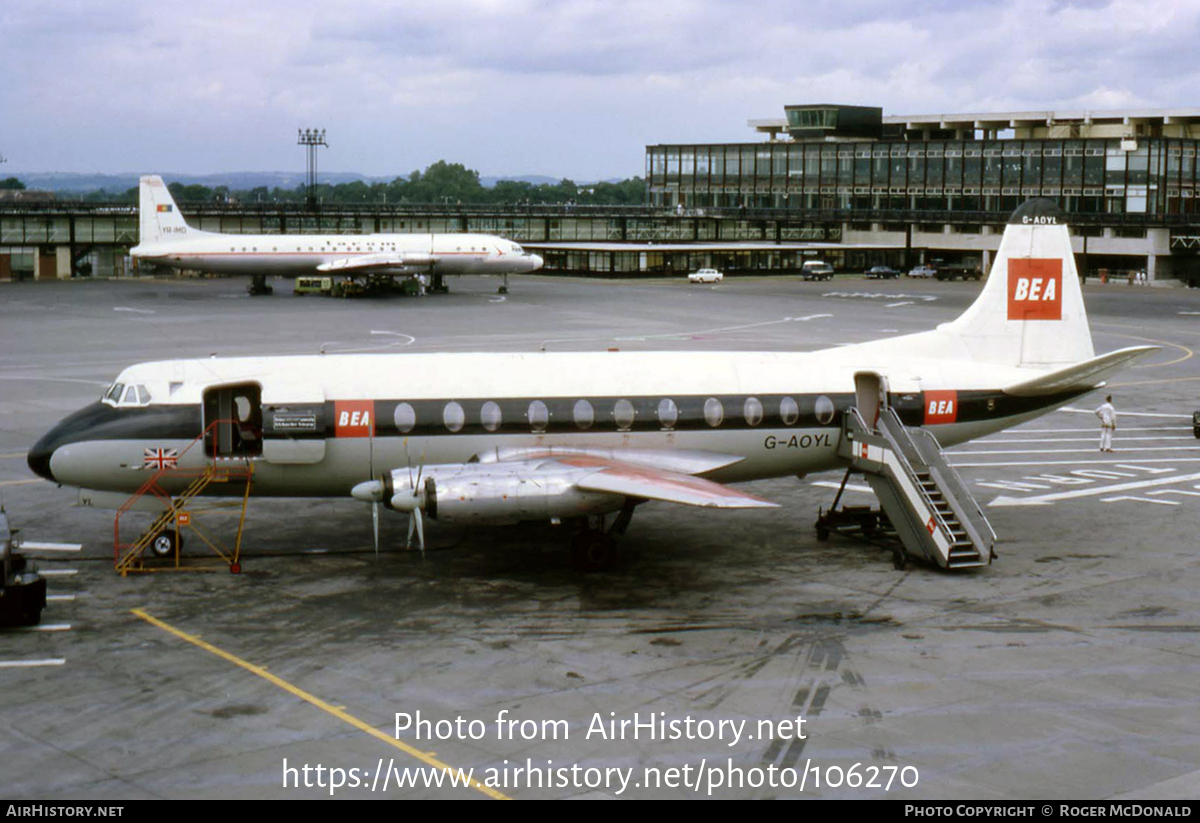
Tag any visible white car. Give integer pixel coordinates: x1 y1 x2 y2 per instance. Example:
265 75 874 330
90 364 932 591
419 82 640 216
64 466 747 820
688 268 723 283
908 265 937 278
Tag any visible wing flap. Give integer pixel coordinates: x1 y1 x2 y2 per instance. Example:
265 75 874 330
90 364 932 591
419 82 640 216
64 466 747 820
1003 345 1158 396
317 252 434 273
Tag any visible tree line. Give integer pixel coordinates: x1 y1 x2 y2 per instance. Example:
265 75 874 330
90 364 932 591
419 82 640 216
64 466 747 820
62 161 645 207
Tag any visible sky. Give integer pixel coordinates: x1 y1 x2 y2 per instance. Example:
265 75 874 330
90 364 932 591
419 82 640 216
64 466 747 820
2 0 1198 181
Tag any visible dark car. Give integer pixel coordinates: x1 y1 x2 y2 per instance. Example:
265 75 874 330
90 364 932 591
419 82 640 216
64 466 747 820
865 265 900 279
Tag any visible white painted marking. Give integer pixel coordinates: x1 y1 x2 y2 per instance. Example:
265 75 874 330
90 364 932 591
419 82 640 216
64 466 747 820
996 427 1189 434
489 296 506 303
369 331 416 346
952 447 1200 456
989 472 1200 507
37 569 78 577
0 479 41 487
976 436 1193 444
955 458 1200 468
113 306 155 315
1148 489 1200 498
22 623 71 632
885 301 913 308
1179 311 1200 315
1059 407 1191 420
20 542 81 552
1102 495 1179 506
0 659 65 668
811 481 874 493
46 594 76 601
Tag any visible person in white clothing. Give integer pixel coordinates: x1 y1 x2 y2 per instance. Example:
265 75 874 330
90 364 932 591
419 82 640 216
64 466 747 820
1096 395 1117 452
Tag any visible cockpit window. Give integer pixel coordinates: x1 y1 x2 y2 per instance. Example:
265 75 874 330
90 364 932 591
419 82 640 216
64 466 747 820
512 243 524 254
104 382 152 408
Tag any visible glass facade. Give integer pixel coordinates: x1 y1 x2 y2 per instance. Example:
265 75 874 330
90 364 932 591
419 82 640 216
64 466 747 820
647 138 1200 216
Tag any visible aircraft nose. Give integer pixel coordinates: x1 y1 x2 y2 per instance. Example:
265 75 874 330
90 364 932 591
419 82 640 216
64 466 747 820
529 254 544 271
27 435 56 483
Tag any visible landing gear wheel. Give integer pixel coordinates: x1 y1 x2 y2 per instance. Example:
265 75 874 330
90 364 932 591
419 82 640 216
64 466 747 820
572 531 618 572
892 549 907 571
815 521 830 541
149 529 181 558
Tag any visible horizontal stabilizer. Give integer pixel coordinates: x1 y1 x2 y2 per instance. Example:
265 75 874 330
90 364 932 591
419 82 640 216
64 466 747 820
1002 346 1158 396
569 460 778 509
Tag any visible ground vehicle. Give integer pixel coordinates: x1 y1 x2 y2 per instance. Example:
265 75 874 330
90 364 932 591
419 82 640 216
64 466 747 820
935 264 983 281
865 265 900 279
1 507 45 627
908 265 936 278
294 276 334 296
800 260 834 281
1193 410 1200 439
687 268 723 283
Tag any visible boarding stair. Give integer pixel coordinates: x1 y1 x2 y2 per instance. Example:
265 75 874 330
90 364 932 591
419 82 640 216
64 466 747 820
114 420 254 575
828 404 995 570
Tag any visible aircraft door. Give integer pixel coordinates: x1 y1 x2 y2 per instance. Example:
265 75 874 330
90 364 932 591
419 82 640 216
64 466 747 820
203 383 263 458
853 371 890 431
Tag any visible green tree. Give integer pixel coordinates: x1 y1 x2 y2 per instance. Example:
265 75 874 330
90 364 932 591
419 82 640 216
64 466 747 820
0 177 26 190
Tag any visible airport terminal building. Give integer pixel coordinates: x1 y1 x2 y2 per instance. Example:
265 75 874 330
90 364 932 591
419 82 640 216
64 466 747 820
646 104 1200 282
4 104 1200 282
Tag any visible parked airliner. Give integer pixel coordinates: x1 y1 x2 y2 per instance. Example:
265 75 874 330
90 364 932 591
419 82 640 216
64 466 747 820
128 175 543 288
30 200 1152 568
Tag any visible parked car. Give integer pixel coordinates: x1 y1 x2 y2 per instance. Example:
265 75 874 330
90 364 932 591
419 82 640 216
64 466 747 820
800 260 834 281
865 265 900 279
907 265 937 278
687 268 723 283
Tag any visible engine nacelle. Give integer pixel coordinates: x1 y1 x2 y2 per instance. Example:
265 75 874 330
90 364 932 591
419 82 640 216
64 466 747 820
384 463 622 524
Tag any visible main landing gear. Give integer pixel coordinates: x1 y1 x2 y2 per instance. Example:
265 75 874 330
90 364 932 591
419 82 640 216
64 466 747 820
570 500 638 572
248 273 273 296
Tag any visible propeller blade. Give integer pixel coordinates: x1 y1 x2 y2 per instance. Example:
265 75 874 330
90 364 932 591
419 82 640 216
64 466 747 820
372 500 380 558
413 507 425 555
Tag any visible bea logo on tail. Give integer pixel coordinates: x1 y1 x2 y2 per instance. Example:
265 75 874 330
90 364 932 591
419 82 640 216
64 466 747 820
1007 258 1062 321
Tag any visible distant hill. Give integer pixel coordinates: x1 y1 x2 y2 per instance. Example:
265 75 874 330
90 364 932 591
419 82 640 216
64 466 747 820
16 171 629 194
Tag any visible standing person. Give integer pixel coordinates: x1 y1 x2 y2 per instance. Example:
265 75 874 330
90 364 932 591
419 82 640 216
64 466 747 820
1096 395 1117 453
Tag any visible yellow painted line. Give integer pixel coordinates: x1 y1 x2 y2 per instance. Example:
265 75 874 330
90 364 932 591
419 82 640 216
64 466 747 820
131 609 509 800
0 478 41 487
1103 332 1194 368
0 453 29 459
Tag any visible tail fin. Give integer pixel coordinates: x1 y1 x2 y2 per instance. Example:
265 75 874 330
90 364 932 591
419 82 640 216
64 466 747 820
941 199 1092 369
138 175 193 245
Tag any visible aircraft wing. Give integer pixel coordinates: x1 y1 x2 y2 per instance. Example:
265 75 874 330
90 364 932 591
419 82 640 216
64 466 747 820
565 458 778 508
1002 345 1159 396
317 252 435 274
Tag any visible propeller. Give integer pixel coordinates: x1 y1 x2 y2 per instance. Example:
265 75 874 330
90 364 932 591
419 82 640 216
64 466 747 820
393 461 427 555
350 476 388 556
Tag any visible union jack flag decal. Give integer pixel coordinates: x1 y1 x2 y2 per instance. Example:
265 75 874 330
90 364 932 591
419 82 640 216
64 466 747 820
142 447 178 470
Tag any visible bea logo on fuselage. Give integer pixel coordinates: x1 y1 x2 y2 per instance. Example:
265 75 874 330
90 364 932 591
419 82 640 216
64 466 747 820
924 390 958 425
1007 258 1062 321
335 400 375 437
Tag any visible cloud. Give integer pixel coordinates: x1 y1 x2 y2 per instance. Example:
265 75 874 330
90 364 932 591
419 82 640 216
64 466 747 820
2 0 1199 179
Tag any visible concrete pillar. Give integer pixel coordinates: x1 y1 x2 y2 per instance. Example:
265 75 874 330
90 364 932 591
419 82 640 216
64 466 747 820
56 246 72 279
982 249 992 278
1147 254 1157 283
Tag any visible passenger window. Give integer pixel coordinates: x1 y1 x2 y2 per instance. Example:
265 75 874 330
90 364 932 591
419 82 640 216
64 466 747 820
394 402 417 433
528 400 549 432
703 398 724 427
815 395 836 425
780 396 799 425
743 397 763 426
613 399 635 431
443 401 465 433
480 401 502 432
573 399 594 430
657 398 678 429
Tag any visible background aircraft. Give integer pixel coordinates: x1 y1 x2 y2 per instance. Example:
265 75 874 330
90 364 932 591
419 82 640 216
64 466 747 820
129 175 543 293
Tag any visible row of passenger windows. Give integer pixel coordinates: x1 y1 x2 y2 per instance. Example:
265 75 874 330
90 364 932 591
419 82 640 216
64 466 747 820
391 396 837 433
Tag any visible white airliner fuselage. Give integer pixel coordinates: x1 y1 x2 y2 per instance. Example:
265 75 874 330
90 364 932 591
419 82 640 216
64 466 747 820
129 175 543 278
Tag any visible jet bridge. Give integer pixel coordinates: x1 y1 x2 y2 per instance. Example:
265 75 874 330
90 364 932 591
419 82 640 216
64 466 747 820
820 372 996 570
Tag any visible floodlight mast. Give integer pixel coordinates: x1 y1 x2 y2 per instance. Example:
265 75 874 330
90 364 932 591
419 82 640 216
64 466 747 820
296 128 327 211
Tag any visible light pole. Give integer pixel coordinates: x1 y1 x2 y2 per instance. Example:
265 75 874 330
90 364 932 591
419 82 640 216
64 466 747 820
297 128 327 211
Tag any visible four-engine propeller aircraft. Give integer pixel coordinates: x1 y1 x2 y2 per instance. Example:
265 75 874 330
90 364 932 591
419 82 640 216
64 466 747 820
30 200 1153 569
129 175 544 293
